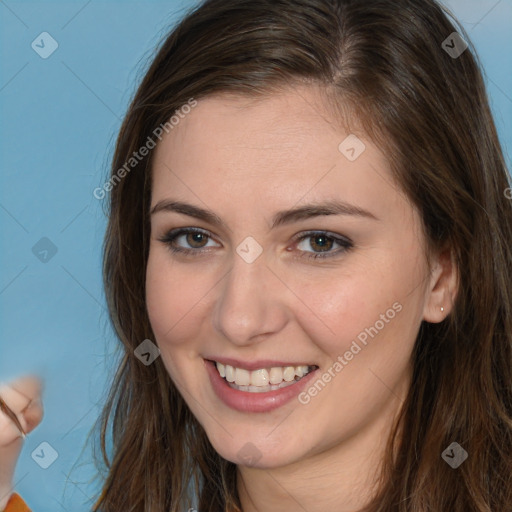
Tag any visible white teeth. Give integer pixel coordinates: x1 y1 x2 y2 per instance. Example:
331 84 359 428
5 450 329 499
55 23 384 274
235 368 251 386
228 380 297 392
269 367 283 384
217 362 226 378
225 364 235 383
251 369 269 386
283 366 295 382
295 366 305 378
215 362 313 389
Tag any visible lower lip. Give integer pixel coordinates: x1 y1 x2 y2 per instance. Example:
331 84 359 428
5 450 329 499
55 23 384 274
205 359 319 413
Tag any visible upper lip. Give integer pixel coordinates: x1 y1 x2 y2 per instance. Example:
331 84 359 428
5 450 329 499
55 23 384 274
205 357 318 372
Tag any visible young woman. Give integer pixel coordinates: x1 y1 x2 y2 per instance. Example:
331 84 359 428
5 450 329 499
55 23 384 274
1 0 512 510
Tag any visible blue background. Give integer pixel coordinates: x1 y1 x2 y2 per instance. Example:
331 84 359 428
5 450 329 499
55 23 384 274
0 0 511 510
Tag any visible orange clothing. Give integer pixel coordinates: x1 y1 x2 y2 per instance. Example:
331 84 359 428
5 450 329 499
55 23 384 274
2 493 31 512
2 490 105 511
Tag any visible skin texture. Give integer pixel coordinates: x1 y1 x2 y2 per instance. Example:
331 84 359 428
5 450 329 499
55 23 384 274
0 377 43 509
146 85 458 511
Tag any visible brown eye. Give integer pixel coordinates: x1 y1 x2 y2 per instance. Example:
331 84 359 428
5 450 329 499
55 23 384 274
186 231 209 248
308 234 334 252
294 231 353 260
158 227 220 256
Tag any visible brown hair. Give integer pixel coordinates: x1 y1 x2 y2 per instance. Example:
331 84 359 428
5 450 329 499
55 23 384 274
91 0 512 510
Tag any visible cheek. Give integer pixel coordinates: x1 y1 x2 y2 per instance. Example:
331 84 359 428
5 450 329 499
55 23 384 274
289 267 395 353
290 249 424 362
145 249 204 346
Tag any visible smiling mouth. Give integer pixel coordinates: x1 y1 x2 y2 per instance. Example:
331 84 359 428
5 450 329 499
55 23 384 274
208 360 319 393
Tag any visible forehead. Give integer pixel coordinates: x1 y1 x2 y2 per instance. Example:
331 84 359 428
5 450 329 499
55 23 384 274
150 86 404 223
157 86 354 162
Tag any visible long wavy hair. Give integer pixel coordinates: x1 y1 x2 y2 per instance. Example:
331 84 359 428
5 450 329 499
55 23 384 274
91 0 512 510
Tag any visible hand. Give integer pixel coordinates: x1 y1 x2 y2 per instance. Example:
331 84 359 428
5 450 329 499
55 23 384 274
0 376 44 509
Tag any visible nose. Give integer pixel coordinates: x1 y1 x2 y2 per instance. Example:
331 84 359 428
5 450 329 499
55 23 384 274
212 252 289 347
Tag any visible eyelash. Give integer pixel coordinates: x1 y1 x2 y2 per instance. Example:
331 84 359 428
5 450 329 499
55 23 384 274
157 227 353 260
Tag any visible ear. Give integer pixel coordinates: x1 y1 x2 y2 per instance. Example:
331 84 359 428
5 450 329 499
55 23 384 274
422 245 458 323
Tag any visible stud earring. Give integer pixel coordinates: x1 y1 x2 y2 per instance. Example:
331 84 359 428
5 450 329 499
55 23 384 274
440 307 444 312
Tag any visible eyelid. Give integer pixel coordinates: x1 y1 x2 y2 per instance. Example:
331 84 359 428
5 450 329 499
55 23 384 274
158 227 353 259
290 229 352 246
157 227 221 254
290 230 353 259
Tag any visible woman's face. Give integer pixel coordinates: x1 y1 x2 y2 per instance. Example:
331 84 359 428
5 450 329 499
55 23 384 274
146 85 443 469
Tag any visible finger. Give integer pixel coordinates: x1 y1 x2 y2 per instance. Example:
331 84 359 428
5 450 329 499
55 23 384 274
0 376 43 409
0 376 44 435
22 399 44 434
0 407 25 444
8 376 43 405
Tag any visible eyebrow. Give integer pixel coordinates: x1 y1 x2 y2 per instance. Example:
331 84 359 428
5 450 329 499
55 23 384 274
150 199 378 229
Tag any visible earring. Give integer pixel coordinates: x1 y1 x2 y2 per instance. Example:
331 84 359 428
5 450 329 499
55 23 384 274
440 307 444 312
